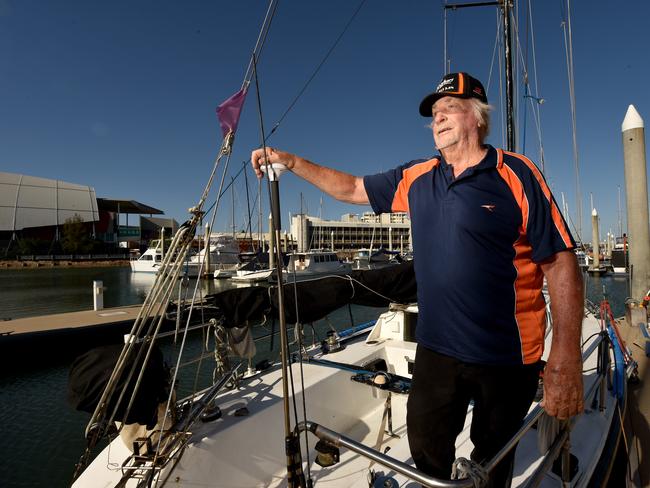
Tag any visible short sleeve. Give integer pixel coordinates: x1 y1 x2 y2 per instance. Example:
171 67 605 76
363 159 429 214
519 164 576 262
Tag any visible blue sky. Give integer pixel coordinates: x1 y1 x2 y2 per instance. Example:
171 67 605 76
1 0 649 242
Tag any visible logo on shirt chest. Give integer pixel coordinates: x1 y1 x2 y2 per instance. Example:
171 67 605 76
481 204 496 212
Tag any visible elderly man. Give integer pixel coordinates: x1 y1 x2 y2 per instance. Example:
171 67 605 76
251 72 584 487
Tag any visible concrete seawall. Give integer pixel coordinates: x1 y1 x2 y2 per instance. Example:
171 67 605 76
0 260 130 269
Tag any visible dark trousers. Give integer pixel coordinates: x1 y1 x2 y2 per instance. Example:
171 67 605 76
407 345 540 488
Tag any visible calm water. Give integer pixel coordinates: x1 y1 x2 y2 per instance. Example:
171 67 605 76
0 266 632 487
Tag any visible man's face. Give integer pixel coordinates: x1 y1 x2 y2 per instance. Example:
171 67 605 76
431 97 479 151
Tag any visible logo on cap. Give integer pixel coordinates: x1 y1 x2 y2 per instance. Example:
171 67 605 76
418 72 488 117
436 77 455 91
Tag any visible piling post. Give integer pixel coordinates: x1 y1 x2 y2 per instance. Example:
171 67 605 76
622 105 650 300
93 280 104 311
591 208 600 269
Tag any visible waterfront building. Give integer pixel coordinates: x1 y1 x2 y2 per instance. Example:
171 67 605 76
0 171 176 255
290 212 411 253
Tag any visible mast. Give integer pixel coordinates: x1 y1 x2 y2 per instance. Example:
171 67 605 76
443 1 515 151
252 53 306 487
502 0 515 151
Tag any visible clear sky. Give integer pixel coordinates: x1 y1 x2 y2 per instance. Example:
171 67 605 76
2 0 649 242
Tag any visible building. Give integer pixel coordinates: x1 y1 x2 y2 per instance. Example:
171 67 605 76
94 199 177 249
290 212 411 253
0 172 176 255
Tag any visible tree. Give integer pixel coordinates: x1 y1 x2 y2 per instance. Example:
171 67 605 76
61 215 92 254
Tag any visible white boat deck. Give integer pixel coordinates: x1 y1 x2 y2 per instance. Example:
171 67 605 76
73 309 617 488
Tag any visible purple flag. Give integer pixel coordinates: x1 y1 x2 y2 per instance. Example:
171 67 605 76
216 87 248 137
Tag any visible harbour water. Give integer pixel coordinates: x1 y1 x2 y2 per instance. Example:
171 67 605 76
0 265 633 487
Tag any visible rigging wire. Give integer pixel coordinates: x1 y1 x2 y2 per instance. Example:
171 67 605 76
201 0 367 227
267 0 367 138
561 0 583 242
509 0 546 173
242 0 280 89
485 10 501 96
78 0 281 476
526 0 546 173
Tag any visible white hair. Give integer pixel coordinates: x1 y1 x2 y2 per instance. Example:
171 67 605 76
469 98 492 142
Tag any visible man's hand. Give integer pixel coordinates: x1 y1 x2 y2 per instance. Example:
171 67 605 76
251 147 295 178
540 250 585 420
541 355 584 419
250 147 369 204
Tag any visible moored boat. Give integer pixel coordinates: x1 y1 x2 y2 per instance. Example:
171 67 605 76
69 269 636 487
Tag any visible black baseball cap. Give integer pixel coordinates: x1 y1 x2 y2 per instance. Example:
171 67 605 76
418 72 488 116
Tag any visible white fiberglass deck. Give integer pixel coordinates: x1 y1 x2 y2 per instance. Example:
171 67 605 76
73 310 617 488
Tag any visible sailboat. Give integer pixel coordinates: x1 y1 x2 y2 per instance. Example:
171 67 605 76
68 2 638 487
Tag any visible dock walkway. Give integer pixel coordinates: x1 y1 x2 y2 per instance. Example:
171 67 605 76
0 304 143 338
0 304 169 361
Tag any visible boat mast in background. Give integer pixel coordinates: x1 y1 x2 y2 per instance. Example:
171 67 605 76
561 0 583 240
443 0 516 152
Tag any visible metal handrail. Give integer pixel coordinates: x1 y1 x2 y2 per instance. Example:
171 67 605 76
297 331 609 487
484 332 604 474
297 421 475 488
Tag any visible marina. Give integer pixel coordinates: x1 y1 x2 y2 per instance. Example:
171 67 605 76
0 265 384 488
2 1 650 487
0 266 647 487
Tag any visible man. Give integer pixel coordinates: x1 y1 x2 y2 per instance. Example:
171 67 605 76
251 72 584 486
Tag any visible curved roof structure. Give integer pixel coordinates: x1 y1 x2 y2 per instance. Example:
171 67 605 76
0 172 99 232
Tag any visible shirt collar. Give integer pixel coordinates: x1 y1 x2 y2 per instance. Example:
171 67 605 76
437 145 498 174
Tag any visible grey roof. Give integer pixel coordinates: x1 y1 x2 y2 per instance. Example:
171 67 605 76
0 172 99 231
96 198 163 215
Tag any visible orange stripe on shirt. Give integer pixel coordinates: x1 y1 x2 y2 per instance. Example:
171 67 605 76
512 235 547 364
391 158 440 213
502 150 573 248
496 160 529 233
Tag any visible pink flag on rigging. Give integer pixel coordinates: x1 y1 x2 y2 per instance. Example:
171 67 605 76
216 87 248 137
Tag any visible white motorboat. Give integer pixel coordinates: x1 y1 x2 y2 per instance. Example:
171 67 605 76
352 248 402 271
132 234 241 276
129 239 166 273
276 250 351 283
611 238 629 274
183 234 241 278
230 266 275 283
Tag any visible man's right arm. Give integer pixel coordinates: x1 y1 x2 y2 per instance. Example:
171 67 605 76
251 147 369 205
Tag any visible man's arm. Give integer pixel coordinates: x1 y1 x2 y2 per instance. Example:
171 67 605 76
539 250 584 419
251 147 369 204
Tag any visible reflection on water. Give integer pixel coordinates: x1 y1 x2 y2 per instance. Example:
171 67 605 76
583 272 631 316
0 266 245 320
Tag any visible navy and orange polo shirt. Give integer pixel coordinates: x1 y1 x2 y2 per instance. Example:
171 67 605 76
363 145 575 365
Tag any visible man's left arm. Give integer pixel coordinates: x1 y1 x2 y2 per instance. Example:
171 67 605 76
540 250 584 419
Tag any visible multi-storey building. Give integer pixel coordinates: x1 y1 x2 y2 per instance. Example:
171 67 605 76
289 212 411 253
